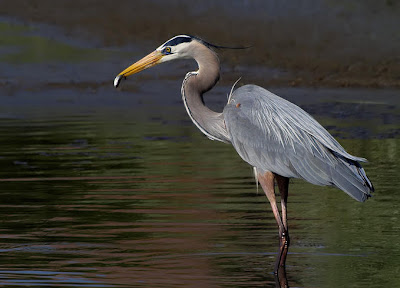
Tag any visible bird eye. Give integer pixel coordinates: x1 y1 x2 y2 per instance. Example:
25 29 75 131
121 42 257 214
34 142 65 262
163 47 172 55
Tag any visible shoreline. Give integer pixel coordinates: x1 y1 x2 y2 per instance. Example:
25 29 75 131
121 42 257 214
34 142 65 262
0 1 399 89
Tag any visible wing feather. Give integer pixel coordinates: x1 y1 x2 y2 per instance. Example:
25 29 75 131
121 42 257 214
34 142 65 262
223 85 373 201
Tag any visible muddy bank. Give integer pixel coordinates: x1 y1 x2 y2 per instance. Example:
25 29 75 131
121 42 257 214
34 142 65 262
1 0 399 88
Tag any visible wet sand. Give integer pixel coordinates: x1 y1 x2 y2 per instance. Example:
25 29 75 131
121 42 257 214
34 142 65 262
1 0 399 88
0 2 399 141
0 1 398 142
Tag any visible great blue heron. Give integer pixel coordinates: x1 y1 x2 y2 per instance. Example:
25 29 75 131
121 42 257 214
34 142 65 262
114 35 374 273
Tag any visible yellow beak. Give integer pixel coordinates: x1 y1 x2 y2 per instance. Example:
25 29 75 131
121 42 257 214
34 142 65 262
114 50 163 87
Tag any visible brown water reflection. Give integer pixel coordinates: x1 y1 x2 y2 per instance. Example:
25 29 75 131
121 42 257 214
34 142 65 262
0 105 399 287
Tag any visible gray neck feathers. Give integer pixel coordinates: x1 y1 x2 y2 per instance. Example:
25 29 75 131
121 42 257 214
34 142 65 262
181 42 230 143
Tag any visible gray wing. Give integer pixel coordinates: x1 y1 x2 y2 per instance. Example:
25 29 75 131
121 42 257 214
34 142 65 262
223 84 373 202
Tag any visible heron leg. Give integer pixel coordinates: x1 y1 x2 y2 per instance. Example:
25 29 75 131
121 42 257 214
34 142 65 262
276 174 290 270
274 265 289 288
258 171 289 274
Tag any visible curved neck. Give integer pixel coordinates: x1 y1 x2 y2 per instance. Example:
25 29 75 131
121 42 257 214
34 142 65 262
181 43 230 143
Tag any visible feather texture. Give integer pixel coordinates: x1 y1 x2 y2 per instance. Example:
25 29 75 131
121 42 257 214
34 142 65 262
224 85 374 202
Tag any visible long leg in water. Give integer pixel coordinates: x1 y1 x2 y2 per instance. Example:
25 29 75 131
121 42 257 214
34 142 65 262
258 171 290 273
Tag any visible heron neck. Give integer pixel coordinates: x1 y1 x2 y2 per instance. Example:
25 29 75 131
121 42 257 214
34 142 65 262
181 46 230 143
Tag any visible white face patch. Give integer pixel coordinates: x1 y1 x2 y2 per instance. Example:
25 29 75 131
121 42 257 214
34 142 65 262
156 41 193 63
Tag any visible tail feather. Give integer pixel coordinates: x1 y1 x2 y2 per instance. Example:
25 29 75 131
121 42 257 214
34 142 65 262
330 154 373 202
355 163 375 193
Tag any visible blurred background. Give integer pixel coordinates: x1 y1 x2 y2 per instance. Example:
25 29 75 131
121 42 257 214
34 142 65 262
1 0 400 87
0 1 399 287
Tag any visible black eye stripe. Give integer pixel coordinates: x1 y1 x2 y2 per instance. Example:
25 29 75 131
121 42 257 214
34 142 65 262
163 36 192 47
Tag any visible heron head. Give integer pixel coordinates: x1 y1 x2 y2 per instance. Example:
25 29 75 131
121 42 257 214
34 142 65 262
114 35 197 88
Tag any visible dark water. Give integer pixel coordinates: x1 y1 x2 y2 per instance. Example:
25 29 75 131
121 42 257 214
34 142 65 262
0 16 400 288
1 89 399 287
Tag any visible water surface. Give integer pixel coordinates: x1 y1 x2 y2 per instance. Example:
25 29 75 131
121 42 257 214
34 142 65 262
0 87 399 287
